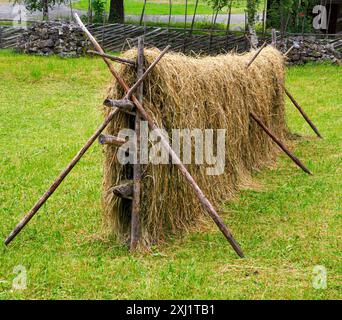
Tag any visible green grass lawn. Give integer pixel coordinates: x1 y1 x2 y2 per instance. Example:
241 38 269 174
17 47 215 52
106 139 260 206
0 50 341 299
73 0 249 15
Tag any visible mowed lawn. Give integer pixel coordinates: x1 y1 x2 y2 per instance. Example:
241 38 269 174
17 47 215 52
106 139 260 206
0 50 341 299
73 0 249 15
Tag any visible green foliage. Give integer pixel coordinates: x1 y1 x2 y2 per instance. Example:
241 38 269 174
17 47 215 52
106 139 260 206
13 0 66 13
205 0 228 12
92 0 106 23
267 0 317 33
246 0 261 27
73 0 249 16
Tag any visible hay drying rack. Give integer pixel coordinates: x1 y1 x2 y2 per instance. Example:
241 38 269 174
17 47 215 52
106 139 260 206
4 14 323 258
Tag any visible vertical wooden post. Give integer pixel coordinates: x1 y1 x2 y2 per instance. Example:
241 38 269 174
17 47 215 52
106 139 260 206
0 27 3 49
271 28 277 47
130 37 144 251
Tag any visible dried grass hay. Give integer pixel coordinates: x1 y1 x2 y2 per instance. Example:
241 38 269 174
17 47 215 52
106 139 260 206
102 46 287 246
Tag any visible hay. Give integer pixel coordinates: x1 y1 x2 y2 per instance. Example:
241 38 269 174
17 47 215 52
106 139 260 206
102 46 287 246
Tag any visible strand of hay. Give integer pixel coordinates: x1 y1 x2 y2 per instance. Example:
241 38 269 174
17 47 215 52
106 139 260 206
102 46 287 246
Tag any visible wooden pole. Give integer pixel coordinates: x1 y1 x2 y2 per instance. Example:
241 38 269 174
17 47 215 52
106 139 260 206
271 28 277 47
4 108 119 246
98 133 125 146
126 45 170 99
87 50 136 66
74 13 244 258
104 98 136 115
245 40 322 139
250 112 312 175
246 42 267 68
113 181 134 200
182 0 188 53
245 34 256 50
130 37 144 251
284 88 323 139
225 0 233 50
189 0 199 45
284 45 294 57
139 0 147 26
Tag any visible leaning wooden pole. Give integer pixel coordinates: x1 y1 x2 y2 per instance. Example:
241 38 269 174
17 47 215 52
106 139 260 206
130 37 144 251
74 13 244 257
88 50 136 66
284 88 323 139
250 112 312 175
247 42 322 139
4 108 119 246
246 42 267 68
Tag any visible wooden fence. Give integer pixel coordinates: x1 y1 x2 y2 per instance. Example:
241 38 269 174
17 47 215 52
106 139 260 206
1 21 342 55
86 23 250 54
0 26 23 49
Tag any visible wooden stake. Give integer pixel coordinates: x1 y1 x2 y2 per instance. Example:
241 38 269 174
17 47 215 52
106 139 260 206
104 98 136 115
130 37 144 251
74 13 244 258
98 134 125 146
112 181 134 200
284 45 294 57
87 50 136 66
285 88 323 139
271 28 277 47
4 108 119 246
245 34 256 50
246 42 267 68
250 112 312 175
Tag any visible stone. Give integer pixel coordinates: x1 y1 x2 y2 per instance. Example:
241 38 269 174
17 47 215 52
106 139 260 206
278 36 341 65
17 21 89 57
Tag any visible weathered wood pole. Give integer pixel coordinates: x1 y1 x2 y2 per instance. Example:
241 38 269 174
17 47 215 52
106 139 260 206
285 88 323 139
182 0 188 53
130 37 144 251
245 34 256 50
98 133 125 146
188 0 199 47
271 28 277 47
104 98 136 115
284 45 294 57
139 0 147 25
225 0 233 49
126 45 170 99
87 50 136 66
245 42 322 139
246 42 267 68
4 108 119 246
74 13 244 258
113 181 134 200
250 112 312 175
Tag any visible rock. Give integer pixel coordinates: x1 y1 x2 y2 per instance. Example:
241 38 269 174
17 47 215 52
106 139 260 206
17 21 89 57
278 36 341 65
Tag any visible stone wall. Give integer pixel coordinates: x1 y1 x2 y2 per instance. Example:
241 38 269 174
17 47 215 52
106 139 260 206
17 22 89 57
278 36 342 65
